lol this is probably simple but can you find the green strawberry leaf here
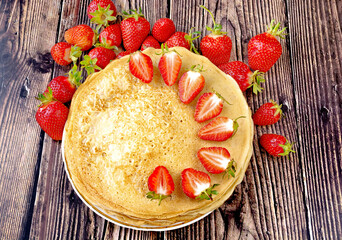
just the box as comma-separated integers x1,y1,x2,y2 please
90,4,116,31
196,184,219,201
68,64,82,87
70,45,82,64
200,5,227,35
80,55,102,75
146,191,170,205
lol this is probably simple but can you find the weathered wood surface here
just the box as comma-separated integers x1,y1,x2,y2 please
0,0,340,239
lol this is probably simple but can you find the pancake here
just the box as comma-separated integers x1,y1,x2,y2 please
63,47,253,226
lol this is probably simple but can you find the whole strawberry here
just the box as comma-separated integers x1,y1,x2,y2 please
87,0,117,30
35,88,69,141
121,9,150,52
116,51,131,59
248,20,286,72
141,35,161,51
50,42,73,66
259,134,294,157
165,28,200,53
218,61,265,94
99,24,122,48
45,65,82,103
65,24,95,51
88,47,116,69
152,18,176,42
253,100,282,125
199,5,232,66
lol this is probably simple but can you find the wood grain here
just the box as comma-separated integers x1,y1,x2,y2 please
286,0,342,238
0,0,61,239
0,0,340,239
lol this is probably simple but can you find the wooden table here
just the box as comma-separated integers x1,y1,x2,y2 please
0,0,341,239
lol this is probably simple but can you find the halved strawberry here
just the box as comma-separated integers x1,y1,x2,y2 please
146,166,175,205
129,51,154,83
198,116,245,141
197,147,236,176
181,168,219,200
178,64,205,104
158,44,182,86
194,91,231,122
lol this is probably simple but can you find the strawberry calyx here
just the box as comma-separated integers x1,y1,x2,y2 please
156,43,182,56
36,87,56,107
200,5,227,35
90,4,117,32
122,8,144,21
95,38,119,50
184,27,201,54
248,70,265,94
267,20,287,39
232,116,246,137
212,89,231,105
68,65,82,87
190,64,205,72
270,99,283,118
196,184,219,201
146,191,171,206
278,139,295,156
223,159,237,178
80,55,102,75
70,45,82,64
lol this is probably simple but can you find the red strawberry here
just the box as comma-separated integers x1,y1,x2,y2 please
35,88,69,141
194,91,230,122
199,5,232,66
88,47,116,69
129,51,154,83
141,35,161,51
146,166,175,205
253,100,282,125
116,51,131,59
152,18,176,42
165,28,200,53
45,65,82,103
197,147,236,176
218,61,265,94
50,42,72,66
178,64,205,104
248,20,286,72
99,24,122,48
64,24,95,51
121,9,150,52
259,134,295,157
158,44,182,86
181,168,219,200
87,0,117,30
198,116,245,141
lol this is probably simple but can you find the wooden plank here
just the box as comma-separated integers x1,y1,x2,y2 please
285,0,342,239
166,0,309,239
0,0,62,239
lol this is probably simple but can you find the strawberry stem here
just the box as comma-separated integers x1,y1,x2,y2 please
267,20,287,39
232,116,246,137
200,5,227,35
184,27,201,54
122,8,144,21
190,64,205,72
212,89,231,105
248,70,265,94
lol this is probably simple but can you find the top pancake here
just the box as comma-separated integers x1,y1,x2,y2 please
63,47,253,226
